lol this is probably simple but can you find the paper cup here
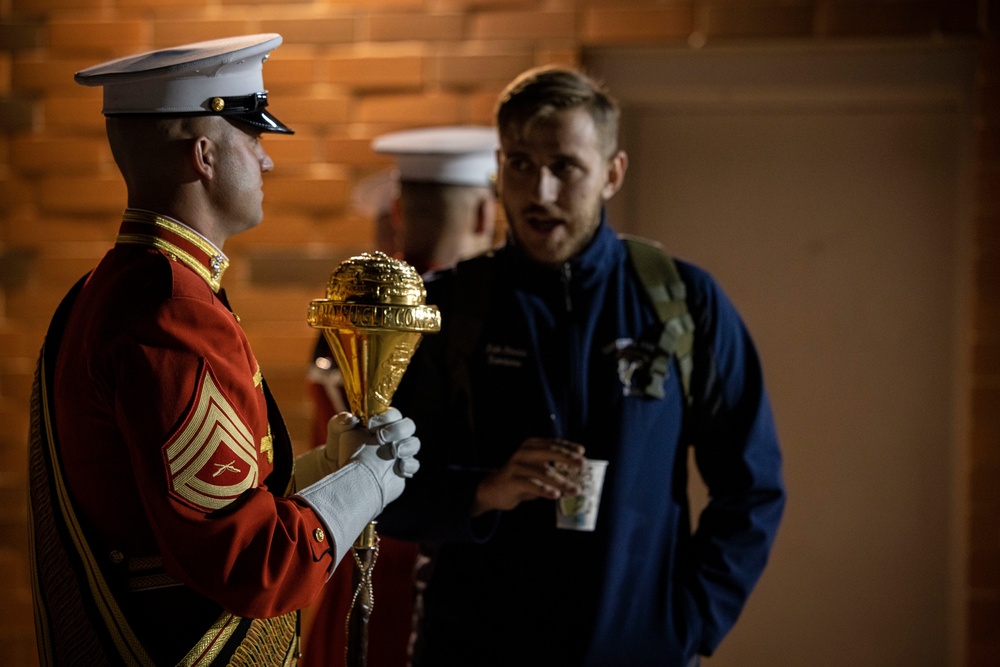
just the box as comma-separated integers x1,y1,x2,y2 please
555,458,608,531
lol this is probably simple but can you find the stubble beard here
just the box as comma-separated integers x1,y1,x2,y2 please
504,200,603,268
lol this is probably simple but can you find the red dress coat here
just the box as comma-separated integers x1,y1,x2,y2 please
52,210,334,661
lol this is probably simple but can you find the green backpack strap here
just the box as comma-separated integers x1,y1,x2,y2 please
621,235,695,405
446,240,694,409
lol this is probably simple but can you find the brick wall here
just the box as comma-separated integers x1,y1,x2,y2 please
0,1,994,664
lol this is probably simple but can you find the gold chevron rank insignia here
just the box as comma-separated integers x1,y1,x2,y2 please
165,366,260,513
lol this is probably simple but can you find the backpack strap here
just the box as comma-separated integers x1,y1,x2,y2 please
620,235,695,405
444,240,695,410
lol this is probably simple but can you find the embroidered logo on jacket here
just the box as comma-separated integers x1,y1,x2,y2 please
605,337,659,397
164,367,259,512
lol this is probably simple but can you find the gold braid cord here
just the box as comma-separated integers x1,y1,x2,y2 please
343,534,380,663
227,612,300,667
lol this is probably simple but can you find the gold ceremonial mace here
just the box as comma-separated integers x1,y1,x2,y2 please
307,251,440,667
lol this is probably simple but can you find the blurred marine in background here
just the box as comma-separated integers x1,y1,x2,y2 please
302,126,498,667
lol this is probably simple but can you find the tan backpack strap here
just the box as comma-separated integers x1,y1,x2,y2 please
621,235,695,405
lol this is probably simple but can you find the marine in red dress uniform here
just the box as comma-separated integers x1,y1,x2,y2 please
28,34,421,667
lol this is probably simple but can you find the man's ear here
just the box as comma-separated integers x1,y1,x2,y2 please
191,135,216,181
602,150,628,201
475,194,496,239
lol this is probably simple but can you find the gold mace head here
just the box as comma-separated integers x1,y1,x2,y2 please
307,251,441,421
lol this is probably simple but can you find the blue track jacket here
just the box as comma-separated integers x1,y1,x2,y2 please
379,218,785,666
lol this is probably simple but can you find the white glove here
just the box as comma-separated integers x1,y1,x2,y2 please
292,413,352,488
297,408,420,565
333,409,421,479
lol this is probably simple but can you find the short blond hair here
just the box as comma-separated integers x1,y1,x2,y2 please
495,65,621,156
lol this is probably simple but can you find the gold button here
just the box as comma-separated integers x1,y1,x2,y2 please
211,97,225,112
110,550,124,564
313,528,325,543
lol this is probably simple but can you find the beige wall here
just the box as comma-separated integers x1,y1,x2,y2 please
0,1,996,665
594,42,976,665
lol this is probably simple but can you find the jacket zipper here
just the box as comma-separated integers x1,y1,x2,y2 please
560,263,572,313
559,262,582,440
